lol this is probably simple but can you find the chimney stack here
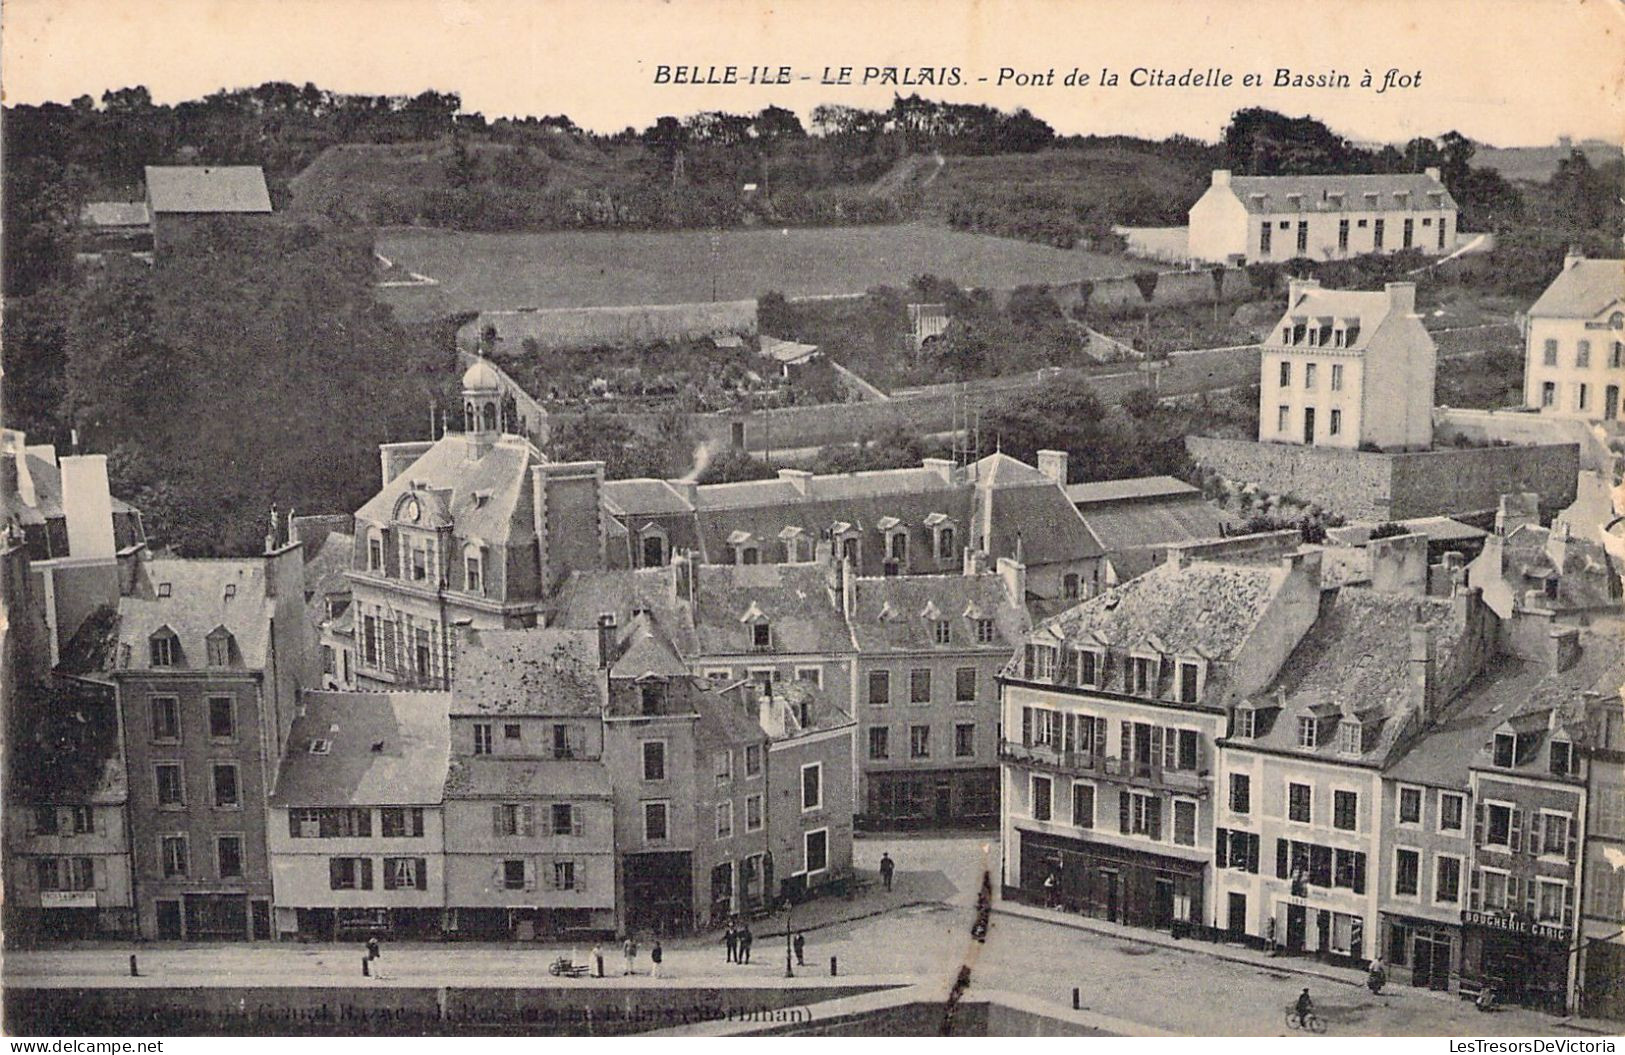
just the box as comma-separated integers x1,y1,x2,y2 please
1409,624,1436,725
1369,532,1428,596
1495,492,1540,537
596,614,617,670
922,458,957,485
1386,282,1417,316
1212,169,1231,188
1287,276,1321,305
1547,626,1580,673
777,468,813,496
1423,166,1441,182
841,556,856,618
1036,450,1069,486
60,454,116,562
996,556,1027,608
1564,245,1585,271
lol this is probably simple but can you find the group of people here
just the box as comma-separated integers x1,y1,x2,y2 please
587,937,665,978
722,919,755,963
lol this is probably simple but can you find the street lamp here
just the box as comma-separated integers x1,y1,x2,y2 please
783,896,795,978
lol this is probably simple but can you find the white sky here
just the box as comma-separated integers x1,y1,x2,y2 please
3,0,1622,146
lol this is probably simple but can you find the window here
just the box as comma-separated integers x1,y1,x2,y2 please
551,861,576,891
642,741,666,782
151,696,180,741
1297,717,1318,749
1164,728,1199,771
751,622,771,651
744,744,762,777
1031,775,1052,821
955,723,975,758
1279,361,1291,387
1173,799,1197,847
1072,783,1094,828
932,619,951,645
1078,650,1100,688
205,631,231,667
801,763,822,811
937,526,956,560
1613,342,1624,369
1233,708,1255,738
712,749,732,787
795,666,822,688
473,723,493,755
910,725,931,759
910,669,931,704
1397,785,1423,826
502,860,527,890
805,828,829,874
1484,803,1512,846
1373,218,1385,248
975,619,995,644
368,534,384,572
1541,381,1557,408
493,803,532,837
1539,812,1570,858
384,857,426,891
745,794,763,832
868,727,889,760
1577,340,1591,368
1287,782,1311,824
1230,773,1251,814
1338,721,1360,754
501,723,522,742
1178,662,1199,703
1550,739,1575,776
1296,220,1308,253
1333,848,1366,892
1260,222,1273,255
381,807,425,838
1329,409,1342,437
161,835,188,878
1305,363,1317,388
1543,339,1559,367
1123,791,1159,838
217,835,244,879
868,670,891,706
955,667,977,702
1578,384,1591,411
640,681,666,717
34,807,58,835
1277,405,1290,433
155,763,185,807
550,803,576,836
1338,219,1349,251
1439,792,1465,833
643,802,669,842
1537,879,1567,922
212,764,240,808
1402,218,1414,249
1480,869,1509,910
1129,656,1155,696
150,631,178,668
1333,789,1358,831
69,806,94,834
1331,364,1343,391
207,696,235,740
1435,856,1461,904
716,802,734,839
1394,848,1420,896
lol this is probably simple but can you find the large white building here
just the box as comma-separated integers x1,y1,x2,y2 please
1188,169,1458,265
1522,250,1625,424
1258,279,1437,452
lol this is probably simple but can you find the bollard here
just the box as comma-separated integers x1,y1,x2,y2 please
362,956,370,977
129,954,139,977
830,955,838,977
1072,987,1080,1010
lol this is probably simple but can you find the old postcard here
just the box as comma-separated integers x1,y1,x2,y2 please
1,0,1622,1043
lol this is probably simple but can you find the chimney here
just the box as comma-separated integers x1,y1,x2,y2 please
673,550,694,610
996,556,1027,608
1386,282,1417,316
596,614,617,670
1369,532,1428,596
1212,169,1231,188
1423,166,1441,182
1547,626,1580,673
1495,492,1540,536
841,556,856,618
922,458,957,485
116,543,147,596
963,548,987,576
1409,624,1436,725
671,479,699,508
1564,245,1585,271
1036,450,1069,485
380,441,435,489
1287,276,1320,305
777,468,813,496
59,454,116,562
759,683,785,739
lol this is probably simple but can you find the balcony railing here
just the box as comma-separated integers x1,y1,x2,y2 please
997,741,1099,774
1000,742,1211,796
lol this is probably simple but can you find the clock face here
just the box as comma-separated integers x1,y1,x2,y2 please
401,496,420,523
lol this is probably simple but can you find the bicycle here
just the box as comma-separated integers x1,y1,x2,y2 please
1285,1008,1327,1033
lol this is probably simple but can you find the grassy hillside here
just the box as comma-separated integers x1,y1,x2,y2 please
1471,139,1620,182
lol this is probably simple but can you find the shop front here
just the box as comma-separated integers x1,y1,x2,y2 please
1461,910,1572,1013
1267,891,1368,967
1382,913,1460,992
863,769,999,831
1015,829,1203,931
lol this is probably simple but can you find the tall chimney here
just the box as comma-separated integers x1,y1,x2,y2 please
1423,166,1441,182
60,454,116,561
596,614,617,670
1212,169,1232,188
996,556,1027,608
1036,450,1069,485
1547,626,1580,673
841,557,856,618
1287,276,1320,306
1564,245,1585,271
1409,624,1435,725
1386,282,1417,316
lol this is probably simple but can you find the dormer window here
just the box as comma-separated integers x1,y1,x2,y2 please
937,525,955,560
640,679,667,716
1023,644,1058,681
150,629,179,668
1079,648,1103,688
777,526,805,564
1493,732,1516,768
1297,716,1318,749
205,628,233,667
1129,655,1157,697
1177,660,1202,704
888,530,908,563
464,543,485,596
367,529,384,573
932,619,951,645
975,618,995,644
157,582,172,599
751,622,771,652
1233,707,1256,739
1338,720,1362,755
1549,739,1575,776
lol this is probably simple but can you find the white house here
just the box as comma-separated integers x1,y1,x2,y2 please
1522,250,1625,424
1258,279,1436,451
1188,169,1458,265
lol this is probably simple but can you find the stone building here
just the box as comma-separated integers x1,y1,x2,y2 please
1522,250,1624,424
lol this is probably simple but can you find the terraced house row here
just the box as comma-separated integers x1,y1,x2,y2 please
999,525,1625,1018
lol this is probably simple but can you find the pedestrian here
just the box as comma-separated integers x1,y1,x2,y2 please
592,943,604,978
651,940,665,978
724,924,739,964
1043,871,1058,908
740,924,753,964
366,936,381,961
793,932,806,966
879,852,895,892
623,936,637,975
1265,917,1278,957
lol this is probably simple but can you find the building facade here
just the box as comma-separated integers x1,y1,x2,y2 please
1521,251,1624,424
1257,279,1436,452
1188,168,1458,265
1580,680,1625,1019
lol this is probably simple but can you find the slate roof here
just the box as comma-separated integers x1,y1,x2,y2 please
758,336,819,365
1526,259,1624,318
1076,497,1226,582
692,563,850,656
609,613,691,679
1386,627,1625,787
81,201,150,227
549,566,699,655
145,166,272,214
270,690,451,807
1225,172,1455,214
602,479,695,517
847,573,1027,654
1066,476,1199,505
1490,524,1622,611
451,628,605,716
352,433,544,546
1243,589,1465,765
986,483,1106,565
443,756,612,799
301,529,354,634
114,558,274,671
1269,286,1408,354
292,514,354,560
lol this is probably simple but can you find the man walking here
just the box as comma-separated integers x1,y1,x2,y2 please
793,932,806,967
739,924,753,964
651,940,665,978
592,943,605,978
725,922,738,964
623,936,638,975
879,852,895,892
366,936,381,962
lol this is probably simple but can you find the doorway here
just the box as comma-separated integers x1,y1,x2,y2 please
1153,878,1176,929
1228,893,1248,939
1286,903,1307,952
1102,870,1121,923
251,899,272,941
934,782,953,825
156,899,182,940
1605,385,1619,421
1303,407,1317,444
1413,933,1451,991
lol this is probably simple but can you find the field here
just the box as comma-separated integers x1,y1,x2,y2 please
374,223,1137,320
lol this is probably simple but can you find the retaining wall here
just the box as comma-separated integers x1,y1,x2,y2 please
1187,436,1579,521
460,300,759,353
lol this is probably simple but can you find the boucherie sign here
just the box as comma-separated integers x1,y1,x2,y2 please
1461,909,1567,942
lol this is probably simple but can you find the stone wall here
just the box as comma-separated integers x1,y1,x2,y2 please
460,299,759,353
1187,436,1579,521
